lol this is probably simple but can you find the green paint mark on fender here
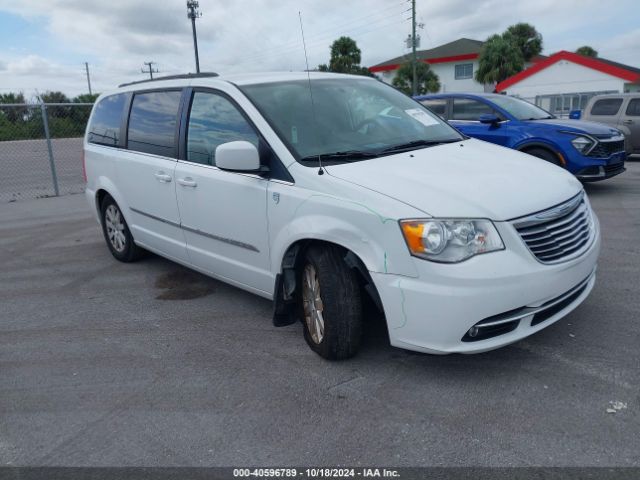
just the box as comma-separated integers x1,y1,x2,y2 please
392,278,408,330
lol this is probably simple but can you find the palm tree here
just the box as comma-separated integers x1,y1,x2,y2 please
328,36,362,73
504,23,543,62
576,46,598,58
392,62,440,95
316,37,374,76
475,34,525,85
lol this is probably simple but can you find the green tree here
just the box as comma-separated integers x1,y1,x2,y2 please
475,34,525,85
73,93,100,103
37,91,70,104
576,45,598,57
0,92,27,122
504,23,543,62
329,36,361,73
317,36,374,76
37,91,70,118
392,62,440,95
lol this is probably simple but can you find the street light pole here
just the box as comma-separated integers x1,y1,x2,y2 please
187,0,202,73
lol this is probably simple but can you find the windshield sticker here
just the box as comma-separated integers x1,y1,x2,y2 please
405,108,439,127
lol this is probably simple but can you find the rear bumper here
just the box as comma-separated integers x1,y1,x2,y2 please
371,215,600,354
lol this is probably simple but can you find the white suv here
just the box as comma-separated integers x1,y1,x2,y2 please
84,72,600,359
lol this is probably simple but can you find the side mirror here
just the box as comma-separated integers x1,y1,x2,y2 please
479,113,500,125
215,141,261,172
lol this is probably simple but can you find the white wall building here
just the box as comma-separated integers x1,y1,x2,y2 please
496,51,640,116
370,38,489,93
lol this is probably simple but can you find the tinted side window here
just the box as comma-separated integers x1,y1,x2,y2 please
625,98,640,116
421,99,447,119
451,98,493,121
187,92,259,166
127,90,182,157
88,94,126,146
590,98,623,116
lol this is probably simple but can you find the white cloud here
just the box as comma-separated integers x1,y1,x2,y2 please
598,29,640,65
0,0,638,97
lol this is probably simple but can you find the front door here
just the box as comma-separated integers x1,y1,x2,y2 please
450,98,511,147
174,90,272,294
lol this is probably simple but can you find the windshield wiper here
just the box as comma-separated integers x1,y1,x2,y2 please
380,139,460,154
299,150,379,162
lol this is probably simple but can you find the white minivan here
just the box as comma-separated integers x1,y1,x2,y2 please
84,72,600,360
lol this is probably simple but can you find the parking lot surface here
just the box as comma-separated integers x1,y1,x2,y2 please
1,163,639,467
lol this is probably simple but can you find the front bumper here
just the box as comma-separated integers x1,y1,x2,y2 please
371,214,600,354
575,162,626,181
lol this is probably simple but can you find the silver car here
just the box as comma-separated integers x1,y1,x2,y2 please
582,93,640,155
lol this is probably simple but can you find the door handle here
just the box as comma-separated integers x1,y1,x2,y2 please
623,119,633,125
177,177,197,188
154,172,172,183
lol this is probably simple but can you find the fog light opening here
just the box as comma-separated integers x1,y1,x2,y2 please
467,326,479,338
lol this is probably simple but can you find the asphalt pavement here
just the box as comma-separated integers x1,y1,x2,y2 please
0,163,639,467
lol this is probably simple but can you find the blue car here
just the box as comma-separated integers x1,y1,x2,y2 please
415,93,626,181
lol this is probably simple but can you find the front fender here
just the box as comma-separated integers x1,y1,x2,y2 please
268,187,420,278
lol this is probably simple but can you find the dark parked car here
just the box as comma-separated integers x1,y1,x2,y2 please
416,93,626,181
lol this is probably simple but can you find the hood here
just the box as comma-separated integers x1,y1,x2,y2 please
325,139,582,221
523,118,621,136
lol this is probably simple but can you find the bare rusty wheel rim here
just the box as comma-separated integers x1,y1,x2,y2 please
302,264,324,344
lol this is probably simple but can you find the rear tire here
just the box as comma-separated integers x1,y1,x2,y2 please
525,147,561,166
299,245,363,360
100,195,144,263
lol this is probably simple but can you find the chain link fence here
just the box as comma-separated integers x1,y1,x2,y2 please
0,103,93,202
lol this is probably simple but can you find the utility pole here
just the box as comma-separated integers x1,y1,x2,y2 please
411,0,417,96
84,62,92,95
187,0,202,73
141,61,158,79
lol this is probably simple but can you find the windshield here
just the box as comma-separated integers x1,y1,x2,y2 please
240,77,463,164
490,95,555,121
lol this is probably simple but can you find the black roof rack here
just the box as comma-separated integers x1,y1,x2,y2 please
118,72,219,88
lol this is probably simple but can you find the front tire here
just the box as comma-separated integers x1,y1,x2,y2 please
525,147,561,166
100,195,143,262
299,245,363,360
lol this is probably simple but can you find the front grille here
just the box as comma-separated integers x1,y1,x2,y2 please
604,162,625,176
587,140,625,158
512,194,594,264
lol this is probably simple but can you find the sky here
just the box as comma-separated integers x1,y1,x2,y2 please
0,0,639,99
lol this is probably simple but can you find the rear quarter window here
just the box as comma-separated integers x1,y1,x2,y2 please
625,98,640,116
590,98,623,116
87,94,127,147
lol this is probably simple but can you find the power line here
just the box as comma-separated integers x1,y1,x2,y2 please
227,13,407,67
141,61,158,79
240,4,407,61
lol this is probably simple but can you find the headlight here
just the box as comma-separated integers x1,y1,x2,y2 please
570,135,594,154
400,219,504,263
